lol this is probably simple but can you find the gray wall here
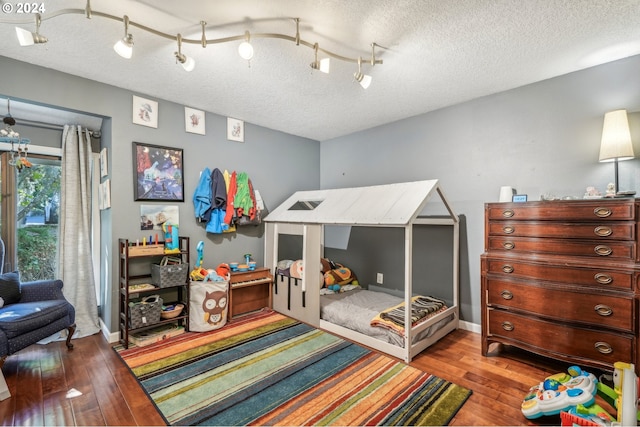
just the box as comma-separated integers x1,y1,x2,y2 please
3,53,640,332
0,56,320,334
320,54,640,325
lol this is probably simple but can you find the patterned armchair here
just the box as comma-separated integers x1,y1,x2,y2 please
0,238,75,366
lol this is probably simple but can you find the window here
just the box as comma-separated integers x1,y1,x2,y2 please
1,153,61,281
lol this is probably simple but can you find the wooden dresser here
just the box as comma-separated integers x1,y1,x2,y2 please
481,199,640,373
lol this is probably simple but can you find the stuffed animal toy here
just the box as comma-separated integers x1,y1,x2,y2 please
216,263,231,281
321,258,357,288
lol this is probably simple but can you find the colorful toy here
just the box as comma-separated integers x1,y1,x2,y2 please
521,366,598,419
561,403,615,426
162,223,180,254
190,240,209,281
215,263,231,281
595,361,639,426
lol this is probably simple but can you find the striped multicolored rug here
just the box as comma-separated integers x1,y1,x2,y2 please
116,309,471,426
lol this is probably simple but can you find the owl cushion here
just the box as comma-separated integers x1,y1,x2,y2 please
0,271,20,308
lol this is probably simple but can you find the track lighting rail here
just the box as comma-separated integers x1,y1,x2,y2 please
0,3,384,78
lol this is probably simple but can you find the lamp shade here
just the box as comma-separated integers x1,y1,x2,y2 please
599,109,635,162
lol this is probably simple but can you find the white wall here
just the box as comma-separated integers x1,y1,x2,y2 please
320,54,640,324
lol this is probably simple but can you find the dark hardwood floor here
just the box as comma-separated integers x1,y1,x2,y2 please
0,327,614,426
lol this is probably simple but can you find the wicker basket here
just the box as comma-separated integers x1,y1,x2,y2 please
128,295,162,328
151,263,189,288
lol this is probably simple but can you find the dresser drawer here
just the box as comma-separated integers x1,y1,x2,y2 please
484,258,633,290
486,278,635,332
487,221,635,240
487,309,633,366
486,201,636,221
487,236,635,260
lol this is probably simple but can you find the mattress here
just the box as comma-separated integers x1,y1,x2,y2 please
320,288,454,347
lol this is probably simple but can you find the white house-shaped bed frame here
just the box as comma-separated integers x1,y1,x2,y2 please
264,179,459,362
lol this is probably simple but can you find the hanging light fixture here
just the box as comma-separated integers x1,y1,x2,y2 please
353,57,372,89
1,100,19,139
0,99,32,171
174,33,195,72
238,31,254,61
113,15,134,59
15,13,48,46
310,43,330,74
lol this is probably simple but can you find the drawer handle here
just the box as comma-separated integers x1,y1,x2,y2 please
594,341,613,354
594,245,613,256
594,207,612,218
500,290,513,300
502,241,515,250
594,304,613,316
594,226,613,237
501,321,514,331
502,209,515,218
594,273,613,285
501,265,514,274
502,226,515,234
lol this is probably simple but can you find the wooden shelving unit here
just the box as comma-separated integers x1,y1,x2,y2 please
118,236,190,348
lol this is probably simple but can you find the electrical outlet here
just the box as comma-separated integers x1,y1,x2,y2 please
376,273,383,284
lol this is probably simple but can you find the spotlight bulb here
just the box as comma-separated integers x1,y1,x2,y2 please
238,41,254,60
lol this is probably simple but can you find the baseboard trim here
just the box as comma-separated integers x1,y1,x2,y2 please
99,318,120,343
459,319,480,334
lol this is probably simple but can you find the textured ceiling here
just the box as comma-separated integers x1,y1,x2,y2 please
0,0,640,141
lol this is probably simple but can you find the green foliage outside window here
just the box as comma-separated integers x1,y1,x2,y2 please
17,224,57,282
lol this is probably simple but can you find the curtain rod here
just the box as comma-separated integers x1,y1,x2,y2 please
14,118,101,137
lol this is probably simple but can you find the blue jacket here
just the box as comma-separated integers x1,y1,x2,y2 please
193,167,212,222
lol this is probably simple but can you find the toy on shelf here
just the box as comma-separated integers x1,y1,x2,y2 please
229,254,256,272
162,223,180,254
521,366,599,419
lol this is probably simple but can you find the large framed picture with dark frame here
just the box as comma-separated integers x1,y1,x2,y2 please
132,142,184,201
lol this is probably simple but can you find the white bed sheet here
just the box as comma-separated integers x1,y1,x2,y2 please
320,288,453,347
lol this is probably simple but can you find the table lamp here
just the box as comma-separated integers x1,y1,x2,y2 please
599,109,635,195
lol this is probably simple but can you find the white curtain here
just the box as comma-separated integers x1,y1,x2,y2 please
59,125,100,339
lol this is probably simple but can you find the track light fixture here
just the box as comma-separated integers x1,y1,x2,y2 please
4,3,385,86
238,31,254,61
113,15,133,59
310,43,330,74
175,33,195,72
354,57,372,89
15,13,47,46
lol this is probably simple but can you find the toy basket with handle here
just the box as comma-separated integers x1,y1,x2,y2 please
128,294,162,328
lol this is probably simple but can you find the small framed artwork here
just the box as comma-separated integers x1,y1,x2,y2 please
99,179,111,210
132,95,158,128
132,142,184,201
185,107,205,135
140,204,179,230
99,147,108,178
227,117,244,142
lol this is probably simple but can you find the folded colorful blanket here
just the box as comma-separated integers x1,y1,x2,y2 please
370,295,447,335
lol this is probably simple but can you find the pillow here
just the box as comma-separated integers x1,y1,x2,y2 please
0,271,20,308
